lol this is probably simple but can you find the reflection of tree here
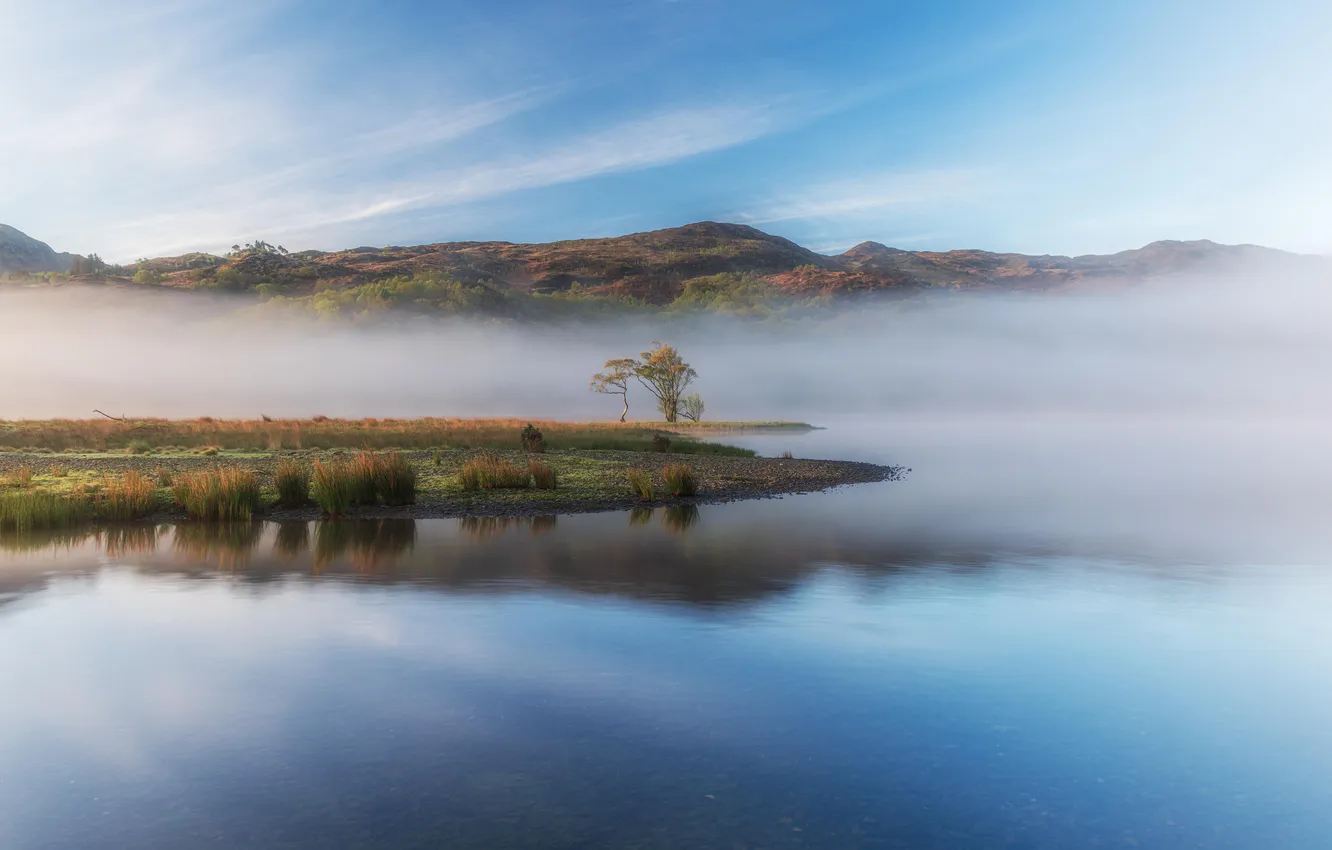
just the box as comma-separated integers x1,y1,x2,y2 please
273,522,310,560
172,523,264,570
313,519,416,574
662,505,699,534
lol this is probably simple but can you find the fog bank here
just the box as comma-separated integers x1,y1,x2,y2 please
1,275,1329,422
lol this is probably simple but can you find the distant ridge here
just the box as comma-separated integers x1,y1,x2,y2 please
0,224,76,274
5,220,1325,307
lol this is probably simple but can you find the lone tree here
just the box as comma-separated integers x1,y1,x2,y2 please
590,357,637,422
680,392,705,422
634,341,697,423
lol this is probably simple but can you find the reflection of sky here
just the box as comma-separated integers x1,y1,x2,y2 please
2,550,1331,849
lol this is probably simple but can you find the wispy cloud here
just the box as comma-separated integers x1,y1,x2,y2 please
735,169,994,225
111,97,823,257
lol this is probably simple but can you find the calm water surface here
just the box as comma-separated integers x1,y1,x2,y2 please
3,418,1332,849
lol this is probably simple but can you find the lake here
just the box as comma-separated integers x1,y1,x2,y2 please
3,416,1332,848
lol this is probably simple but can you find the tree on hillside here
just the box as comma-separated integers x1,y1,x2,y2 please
590,357,637,422
634,341,697,423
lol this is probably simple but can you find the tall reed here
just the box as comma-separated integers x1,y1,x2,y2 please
626,468,654,501
274,457,311,506
375,451,417,505
458,453,530,491
311,459,353,516
528,458,557,490
662,464,698,497
0,490,93,530
348,451,380,505
98,470,158,521
173,467,261,521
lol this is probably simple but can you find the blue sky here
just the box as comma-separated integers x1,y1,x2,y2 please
2,0,1329,260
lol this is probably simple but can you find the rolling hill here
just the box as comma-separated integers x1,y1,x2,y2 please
4,221,1324,316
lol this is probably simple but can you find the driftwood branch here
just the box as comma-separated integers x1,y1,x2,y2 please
93,409,126,421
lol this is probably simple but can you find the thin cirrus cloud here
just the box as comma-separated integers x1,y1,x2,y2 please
735,170,994,225
111,97,824,258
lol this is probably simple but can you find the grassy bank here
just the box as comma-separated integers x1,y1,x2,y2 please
0,417,807,454
0,447,899,531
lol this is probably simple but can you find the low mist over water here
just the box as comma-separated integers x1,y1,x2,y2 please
2,272,1329,421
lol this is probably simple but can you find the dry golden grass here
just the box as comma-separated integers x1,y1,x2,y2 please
0,417,769,455
458,453,530,491
528,458,557,490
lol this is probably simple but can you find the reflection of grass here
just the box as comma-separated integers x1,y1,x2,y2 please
273,521,310,559
663,504,699,534
172,522,264,569
101,524,161,558
457,515,559,540
0,526,95,553
313,519,416,573
628,507,654,527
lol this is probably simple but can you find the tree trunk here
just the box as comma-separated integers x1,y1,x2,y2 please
620,393,628,423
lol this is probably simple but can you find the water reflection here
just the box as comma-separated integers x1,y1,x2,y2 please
313,519,416,574
628,507,654,527
101,523,161,558
273,521,310,560
172,522,264,569
459,515,559,540
0,504,1167,609
662,504,699,534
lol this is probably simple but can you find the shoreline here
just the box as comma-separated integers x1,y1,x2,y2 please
0,449,904,525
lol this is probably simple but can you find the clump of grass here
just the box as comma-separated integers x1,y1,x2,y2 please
155,465,173,486
311,459,353,516
432,449,442,467
376,451,417,505
126,439,153,455
49,465,68,478
780,450,794,459
98,470,158,521
275,457,311,506
173,467,261,521
0,489,93,530
458,453,530,491
662,463,698,497
528,458,557,490
627,468,654,501
198,445,220,456
651,433,672,453
11,465,34,489
348,451,380,505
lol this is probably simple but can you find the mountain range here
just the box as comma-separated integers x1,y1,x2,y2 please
2,221,1323,307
